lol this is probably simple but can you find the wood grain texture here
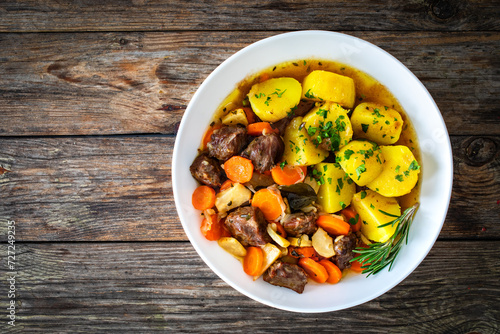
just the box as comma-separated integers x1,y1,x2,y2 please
1,135,498,241
0,241,498,333
1,0,498,33
0,31,499,136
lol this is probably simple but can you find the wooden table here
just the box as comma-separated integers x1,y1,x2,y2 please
1,1,499,332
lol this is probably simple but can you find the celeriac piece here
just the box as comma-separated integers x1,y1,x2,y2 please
222,108,249,126
301,70,356,108
314,163,356,213
267,224,291,248
336,140,384,186
350,102,403,145
215,182,252,214
351,190,401,243
218,237,247,261
248,77,302,122
282,117,329,166
252,243,282,280
287,234,313,247
367,145,420,197
311,227,335,258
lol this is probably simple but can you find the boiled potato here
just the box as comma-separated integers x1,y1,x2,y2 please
302,102,353,151
350,102,404,145
282,116,329,166
222,108,249,126
314,163,356,213
367,145,421,197
301,70,356,108
351,190,401,243
336,140,384,186
248,77,302,122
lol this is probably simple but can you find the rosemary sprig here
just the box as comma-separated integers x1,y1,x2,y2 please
350,203,420,277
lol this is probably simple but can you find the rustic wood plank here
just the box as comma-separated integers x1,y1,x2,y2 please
0,135,498,241
1,0,498,33
0,241,498,333
0,31,499,136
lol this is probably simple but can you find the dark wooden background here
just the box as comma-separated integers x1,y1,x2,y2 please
0,1,499,333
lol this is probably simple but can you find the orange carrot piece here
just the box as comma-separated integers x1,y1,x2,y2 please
251,188,285,221
298,257,329,283
289,246,318,259
316,215,351,236
202,124,222,150
192,185,216,210
219,179,236,192
319,259,342,284
270,222,287,238
342,206,362,232
223,156,254,183
247,122,278,136
200,214,224,241
241,107,257,124
349,260,370,273
259,73,270,82
271,164,307,185
243,246,264,276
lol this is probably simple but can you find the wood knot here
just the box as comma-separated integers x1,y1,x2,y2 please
119,38,128,46
431,0,455,20
465,137,497,166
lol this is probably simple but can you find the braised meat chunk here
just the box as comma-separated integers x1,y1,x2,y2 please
208,125,248,161
332,233,358,270
263,260,308,294
282,211,318,237
224,206,272,247
241,132,285,173
189,153,226,187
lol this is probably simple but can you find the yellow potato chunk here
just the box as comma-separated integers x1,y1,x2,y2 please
336,140,384,186
301,70,356,108
302,102,353,151
282,117,329,166
367,145,421,197
350,102,404,145
218,237,247,261
314,162,356,213
351,190,401,243
248,77,302,122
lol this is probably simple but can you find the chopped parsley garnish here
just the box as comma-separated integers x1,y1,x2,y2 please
344,149,355,160
305,89,315,99
360,190,367,199
395,174,404,182
355,164,366,180
409,160,421,171
361,124,369,133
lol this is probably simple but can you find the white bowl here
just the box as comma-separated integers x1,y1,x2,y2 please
172,31,453,313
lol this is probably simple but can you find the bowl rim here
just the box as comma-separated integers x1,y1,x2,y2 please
172,30,453,313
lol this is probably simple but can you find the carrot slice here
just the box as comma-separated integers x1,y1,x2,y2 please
219,180,236,192
349,259,371,273
298,257,329,283
243,246,264,276
342,206,362,232
316,214,351,236
270,222,287,238
223,156,254,183
251,188,285,221
289,246,318,260
247,122,278,136
202,124,222,150
200,214,224,241
319,259,342,284
192,185,216,210
271,164,307,185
